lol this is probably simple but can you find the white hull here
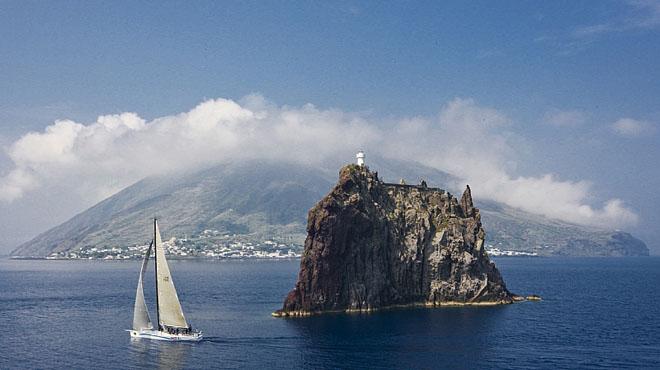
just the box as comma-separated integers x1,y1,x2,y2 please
128,329,202,342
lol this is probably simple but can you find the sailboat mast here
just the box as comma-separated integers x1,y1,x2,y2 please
154,218,160,330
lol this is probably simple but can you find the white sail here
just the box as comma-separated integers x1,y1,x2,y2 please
155,220,189,328
132,241,153,330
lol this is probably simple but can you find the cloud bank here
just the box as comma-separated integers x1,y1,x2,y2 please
0,95,638,229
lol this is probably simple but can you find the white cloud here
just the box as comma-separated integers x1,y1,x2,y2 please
382,99,637,228
478,175,638,228
537,1,660,55
0,96,639,229
611,118,656,137
543,109,587,127
572,0,660,39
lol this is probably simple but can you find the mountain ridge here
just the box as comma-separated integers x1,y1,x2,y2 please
12,159,649,257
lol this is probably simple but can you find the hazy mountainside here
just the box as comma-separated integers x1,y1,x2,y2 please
13,162,333,256
12,159,648,257
479,200,648,256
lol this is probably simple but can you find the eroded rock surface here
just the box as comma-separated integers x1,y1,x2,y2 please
274,164,513,317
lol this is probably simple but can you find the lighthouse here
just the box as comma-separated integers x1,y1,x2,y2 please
356,151,365,167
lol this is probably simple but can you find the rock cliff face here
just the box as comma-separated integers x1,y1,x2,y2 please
274,164,514,317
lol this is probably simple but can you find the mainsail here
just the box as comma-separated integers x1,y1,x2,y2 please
154,220,189,328
132,241,153,331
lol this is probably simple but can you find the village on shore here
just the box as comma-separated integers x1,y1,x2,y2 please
44,229,302,260
41,226,536,260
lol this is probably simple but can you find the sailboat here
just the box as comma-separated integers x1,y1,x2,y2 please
128,219,202,341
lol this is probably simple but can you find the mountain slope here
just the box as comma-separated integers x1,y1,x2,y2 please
13,161,333,256
12,159,648,257
479,200,648,256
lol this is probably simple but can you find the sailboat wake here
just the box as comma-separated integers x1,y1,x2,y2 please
200,336,298,347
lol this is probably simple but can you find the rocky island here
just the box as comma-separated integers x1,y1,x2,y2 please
274,163,515,317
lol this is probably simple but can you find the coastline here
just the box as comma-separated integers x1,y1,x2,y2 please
270,297,545,318
6,255,301,261
7,254,654,261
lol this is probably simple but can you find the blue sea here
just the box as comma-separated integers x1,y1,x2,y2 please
1,257,659,369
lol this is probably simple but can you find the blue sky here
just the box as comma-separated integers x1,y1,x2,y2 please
1,1,659,253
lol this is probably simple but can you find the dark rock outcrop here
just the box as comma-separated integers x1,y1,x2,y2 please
274,164,514,317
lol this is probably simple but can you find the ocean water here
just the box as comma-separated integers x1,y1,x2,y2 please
1,257,659,369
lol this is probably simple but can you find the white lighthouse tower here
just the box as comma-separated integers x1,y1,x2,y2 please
356,151,365,167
